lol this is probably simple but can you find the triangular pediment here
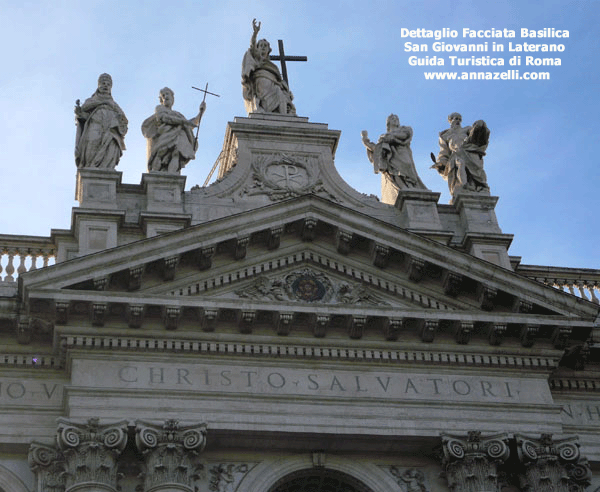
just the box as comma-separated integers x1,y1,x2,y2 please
20,195,597,346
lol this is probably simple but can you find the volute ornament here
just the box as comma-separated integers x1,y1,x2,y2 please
28,443,66,492
56,417,128,492
135,420,207,492
515,433,591,492
440,431,510,492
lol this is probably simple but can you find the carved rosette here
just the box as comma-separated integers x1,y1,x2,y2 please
135,419,207,492
56,417,128,492
515,434,591,492
29,442,66,492
440,431,510,492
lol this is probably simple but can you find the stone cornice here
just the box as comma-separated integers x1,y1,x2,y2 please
57,331,563,374
18,196,599,320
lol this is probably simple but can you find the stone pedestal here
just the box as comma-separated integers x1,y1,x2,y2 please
142,173,187,214
76,169,122,210
140,173,190,237
454,193,513,269
394,190,452,244
216,114,341,202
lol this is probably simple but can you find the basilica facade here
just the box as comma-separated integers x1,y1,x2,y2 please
0,108,599,492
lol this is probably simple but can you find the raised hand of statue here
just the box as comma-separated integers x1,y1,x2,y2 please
361,130,371,145
252,18,261,35
199,101,206,116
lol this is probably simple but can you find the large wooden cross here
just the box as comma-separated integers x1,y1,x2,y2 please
269,39,307,85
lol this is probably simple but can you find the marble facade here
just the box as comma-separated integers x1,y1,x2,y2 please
0,111,599,492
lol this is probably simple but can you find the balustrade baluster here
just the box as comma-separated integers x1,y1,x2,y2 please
0,250,4,281
588,284,599,304
576,282,589,300
567,281,576,296
29,250,38,271
5,250,15,282
42,250,50,268
17,250,27,276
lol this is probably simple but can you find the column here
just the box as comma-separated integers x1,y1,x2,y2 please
56,418,128,492
135,419,207,492
515,434,591,492
440,431,510,492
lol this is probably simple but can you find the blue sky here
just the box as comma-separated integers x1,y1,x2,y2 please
1,0,598,268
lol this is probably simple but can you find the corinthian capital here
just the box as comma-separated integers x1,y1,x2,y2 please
28,443,66,492
135,419,207,492
56,417,128,492
440,431,510,492
515,434,591,492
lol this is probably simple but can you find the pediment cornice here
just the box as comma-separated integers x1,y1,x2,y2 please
16,196,598,350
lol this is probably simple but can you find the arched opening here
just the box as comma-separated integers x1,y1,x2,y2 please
267,468,373,492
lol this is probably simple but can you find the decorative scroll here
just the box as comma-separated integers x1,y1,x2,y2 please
515,433,591,492
56,417,128,492
135,419,207,492
28,443,66,492
440,431,510,492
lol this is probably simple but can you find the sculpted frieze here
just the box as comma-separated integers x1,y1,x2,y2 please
234,268,388,305
240,153,337,201
387,466,429,491
208,463,251,492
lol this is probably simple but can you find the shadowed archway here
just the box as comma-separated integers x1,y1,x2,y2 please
268,468,373,492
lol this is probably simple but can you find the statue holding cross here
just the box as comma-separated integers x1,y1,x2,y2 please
242,19,306,115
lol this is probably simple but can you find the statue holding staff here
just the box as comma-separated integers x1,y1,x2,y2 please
142,87,206,174
75,73,128,169
241,19,296,115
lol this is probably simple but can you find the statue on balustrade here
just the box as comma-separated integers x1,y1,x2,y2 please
361,114,427,193
242,19,296,115
75,73,128,169
431,112,490,198
141,87,206,174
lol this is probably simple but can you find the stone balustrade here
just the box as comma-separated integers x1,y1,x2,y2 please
0,235,56,282
516,264,600,304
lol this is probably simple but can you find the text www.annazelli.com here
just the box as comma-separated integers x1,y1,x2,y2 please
424,71,550,80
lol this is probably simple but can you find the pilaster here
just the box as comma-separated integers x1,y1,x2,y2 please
29,443,66,492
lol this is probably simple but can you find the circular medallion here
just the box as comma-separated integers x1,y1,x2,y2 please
291,274,326,302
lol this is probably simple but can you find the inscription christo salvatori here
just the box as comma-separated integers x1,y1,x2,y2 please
0,378,63,407
104,362,529,402
560,402,600,425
